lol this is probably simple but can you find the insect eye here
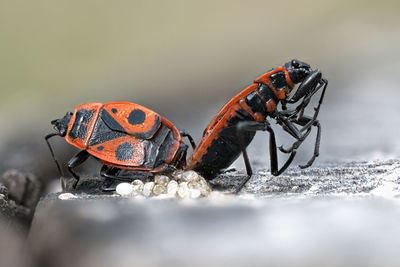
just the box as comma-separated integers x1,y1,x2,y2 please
291,59,300,68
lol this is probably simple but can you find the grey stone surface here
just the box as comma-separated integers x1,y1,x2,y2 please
0,197,31,225
214,160,400,197
64,175,106,194
0,183,8,196
29,159,400,267
0,170,42,232
0,219,32,267
0,170,41,209
0,190,11,218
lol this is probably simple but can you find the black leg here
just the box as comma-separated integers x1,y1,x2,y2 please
265,124,296,176
235,121,297,193
235,121,260,193
234,148,252,194
276,114,313,153
278,79,326,122
101,180,116,192
277,78,325,147
277,113,313,139
298,79,328,132
100,166,131,181
100,165,152,192
180,130,196,149
299,120,321,169
45,133,63,176
295,81,324,116
273,79,327,170
278,115,322,169
293,81,327,168
100,165,118,191
279,116,321,169
67,150,90,189
278,127,312,153
289,73,327,109
277,116,313,153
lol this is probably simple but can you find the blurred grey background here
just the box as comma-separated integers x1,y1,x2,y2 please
1,2,400,267
0,0,399,178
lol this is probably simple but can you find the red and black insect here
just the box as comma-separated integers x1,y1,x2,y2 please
187,59,328,192
45,102,195,190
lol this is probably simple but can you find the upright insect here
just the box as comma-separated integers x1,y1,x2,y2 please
187,59,328,192
45,102,195,189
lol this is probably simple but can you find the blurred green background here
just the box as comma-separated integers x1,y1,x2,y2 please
1,0,399,177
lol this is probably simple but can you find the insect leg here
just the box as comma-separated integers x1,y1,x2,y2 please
288,77,328,125
279,115,322,169
299,119,321,169
100,166,152,192
278,79,327,154
235,121,296,193
277,114,312,147
67,150,90,189
100,166,120,191
277,121,312,153
45,133,63,176
234,148,252,194
100,167,149,181
295,80,324,115
234,121,264,193
180,130,196,149
299,79,328,132
265,123,296,176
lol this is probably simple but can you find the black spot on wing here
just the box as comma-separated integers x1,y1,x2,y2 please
111,108,117,114
115,142,134,161
133,115,161,139
97,146,104,151
89,108,161,148
128,109,146,125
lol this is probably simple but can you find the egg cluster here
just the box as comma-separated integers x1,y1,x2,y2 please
115,170,212,199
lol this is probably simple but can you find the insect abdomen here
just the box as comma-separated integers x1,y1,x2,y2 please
191,107,256,178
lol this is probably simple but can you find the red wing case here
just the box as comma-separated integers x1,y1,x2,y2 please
102,102,161,139
65,103,102,149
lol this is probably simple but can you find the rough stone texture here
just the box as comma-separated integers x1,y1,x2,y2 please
29,159,400,267
0,189,32,232
0,170,42,228
0,189,11,219
0,170,41,208
0,183,8,196
212,160,400,196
